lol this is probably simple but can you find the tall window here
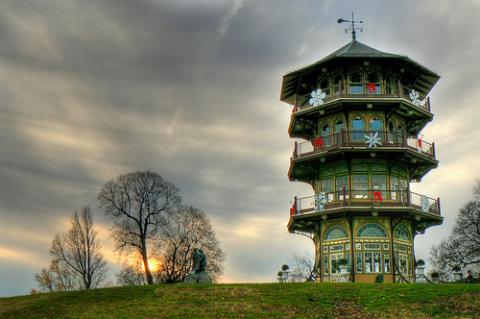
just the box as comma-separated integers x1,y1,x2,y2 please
390,176,399,200
369,118,383,132
348,71,363,94
321,124,331,146
336,175,349,200
319,78,330,97
384,75,393,95
351,116,365,141
352,175,368,198
332,74,344,95
371,175,387,199
367,72,381,94
334,119,345,144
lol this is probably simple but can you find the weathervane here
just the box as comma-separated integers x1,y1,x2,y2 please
337,12,363,40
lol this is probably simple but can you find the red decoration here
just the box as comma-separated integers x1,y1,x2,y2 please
373,191,383,202
367,82,376,93
313,137,324,150
418,138,423,149
290,203,296,216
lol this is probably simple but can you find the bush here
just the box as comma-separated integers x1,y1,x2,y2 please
415,259,425,267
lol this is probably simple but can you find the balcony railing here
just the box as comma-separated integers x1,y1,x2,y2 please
290,189,441,216
292,81,430,112
293,131,435,159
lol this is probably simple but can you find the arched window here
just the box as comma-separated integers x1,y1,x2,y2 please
324,225,348,241
394,224,410,241
348,71,363,94
369,118,383,132
357,223,387,238
384,75,393,95
332,74,344,95
321,123,331,146
319,77,330,97
387,120,396,144
367,72,381,94
334,119,345,145
351,116,365,141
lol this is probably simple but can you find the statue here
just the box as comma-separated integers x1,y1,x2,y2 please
192,248,207,273
183,248,212,284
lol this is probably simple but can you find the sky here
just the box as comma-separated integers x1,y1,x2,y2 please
1,0,480,297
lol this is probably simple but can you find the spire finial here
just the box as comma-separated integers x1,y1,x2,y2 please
337,12,363,41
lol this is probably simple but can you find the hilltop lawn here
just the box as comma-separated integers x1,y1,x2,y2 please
1,283,480,318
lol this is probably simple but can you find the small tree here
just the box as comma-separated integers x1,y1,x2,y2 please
36,207,107,291
289,251,316,282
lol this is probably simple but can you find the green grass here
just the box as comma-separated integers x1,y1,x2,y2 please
1,283,480,318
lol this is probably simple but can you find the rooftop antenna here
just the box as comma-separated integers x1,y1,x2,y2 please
337,12,363,41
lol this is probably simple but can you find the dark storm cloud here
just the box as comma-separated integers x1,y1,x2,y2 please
1,0,479,296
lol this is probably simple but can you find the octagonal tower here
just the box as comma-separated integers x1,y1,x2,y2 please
280,37,443,283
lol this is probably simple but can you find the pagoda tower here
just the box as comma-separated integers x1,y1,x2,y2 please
280,28,443,283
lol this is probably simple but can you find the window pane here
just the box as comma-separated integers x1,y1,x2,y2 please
331,255,337,274
399,254,408,274
371,175,387,200
369,118,383,132
349,72,363,94
390,176,398,200
324,254,329,275
373,252,381,272
352,175,368,198
319,79,330,96
352,117,364,141
365,252,373,273
336,175,349,200
356,251,363,272
321,124,331,146
384,253,390,273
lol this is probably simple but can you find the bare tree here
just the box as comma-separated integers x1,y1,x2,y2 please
289,251,317,282
35,259,76,292
116,259,147,286
49,207,107,289
97,171,181,285
430,183,480,273
155,206,225,283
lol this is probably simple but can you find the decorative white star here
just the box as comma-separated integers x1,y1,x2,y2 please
364,132,383,148
409,89,421,106
309,89,326,107
314,192,328,212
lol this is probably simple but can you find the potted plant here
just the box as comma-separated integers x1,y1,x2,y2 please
452,265,462,282
281,264,289,282
338,258,349,274
415,259,425,276
430,271,440,283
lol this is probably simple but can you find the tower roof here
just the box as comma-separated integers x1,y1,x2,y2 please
281,40,440,102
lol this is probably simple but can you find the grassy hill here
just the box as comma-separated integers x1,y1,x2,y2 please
1,283,480,319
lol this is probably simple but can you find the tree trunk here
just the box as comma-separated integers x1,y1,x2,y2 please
141,240,153,285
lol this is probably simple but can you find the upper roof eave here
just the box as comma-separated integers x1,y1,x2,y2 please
280,40,440,102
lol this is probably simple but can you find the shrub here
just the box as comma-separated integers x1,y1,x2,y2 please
415,259,425,267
